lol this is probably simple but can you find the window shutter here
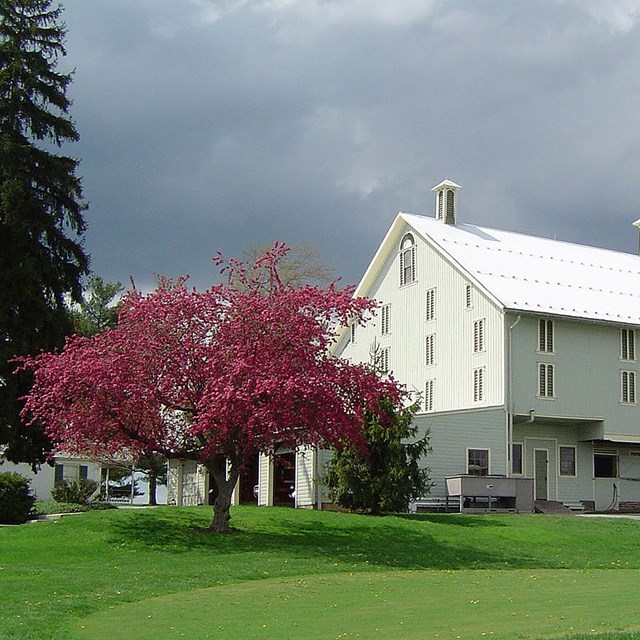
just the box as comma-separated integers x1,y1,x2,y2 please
547,364,554,397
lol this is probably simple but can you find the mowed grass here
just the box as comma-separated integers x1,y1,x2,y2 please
1,506,640,640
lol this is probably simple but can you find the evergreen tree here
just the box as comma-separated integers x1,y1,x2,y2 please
0,0,88,466
69,276,122,336
324,398,432,514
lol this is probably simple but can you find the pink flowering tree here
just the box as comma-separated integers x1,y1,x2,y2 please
18,245,406,532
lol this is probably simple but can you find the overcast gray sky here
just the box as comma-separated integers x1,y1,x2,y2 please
58,0,640,291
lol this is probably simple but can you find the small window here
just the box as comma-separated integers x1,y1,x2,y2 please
538,319,554,352
399,233,416,286
380,346,390,373
473,367,485,402
621,370,636,404
437,190,444,220
594,452,617,478
512,443,523,475
621,329,636,361
425,334,436,366
79,465,88,480
381,304,390,335
473,319,485,353
424,379,435,412
538,363,555,398
425,288,436,322
468,448,489,476
54,464,64,484
465,283,472,309
350,323,356,343
559,446,576,476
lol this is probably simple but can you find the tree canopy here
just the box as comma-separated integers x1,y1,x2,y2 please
18,245,406,531
68,276,122,337
0,0,89,466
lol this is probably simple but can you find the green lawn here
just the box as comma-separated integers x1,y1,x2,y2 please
1,506,640,639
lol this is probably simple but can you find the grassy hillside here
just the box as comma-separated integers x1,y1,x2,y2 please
1,506,640,639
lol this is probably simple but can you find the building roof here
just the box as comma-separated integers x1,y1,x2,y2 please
401,212,640,325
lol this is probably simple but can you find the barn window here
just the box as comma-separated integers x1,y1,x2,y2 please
473,367,485,402
424,379,435,412
399,234,416,286
425,334,436,366
538,319,554,353
380,346,390,373
621,370,636,404
621,329,636,361
473,319,485,353
381,304,390,335
594,452,617,478
425,288,436,321
467,448,489,476
538,363,555,398
559,446,576,477
512,443,523,475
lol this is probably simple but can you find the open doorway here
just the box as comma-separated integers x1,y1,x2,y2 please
238,453,259,504
273,450,296,507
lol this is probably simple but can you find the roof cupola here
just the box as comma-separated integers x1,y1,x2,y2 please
431,179,461,225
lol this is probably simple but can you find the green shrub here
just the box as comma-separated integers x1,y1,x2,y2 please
87,501,117,510
32,501,88,515
51,478,98,504
0,472,36,524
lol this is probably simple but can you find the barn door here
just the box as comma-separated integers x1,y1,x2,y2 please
534,449,549,500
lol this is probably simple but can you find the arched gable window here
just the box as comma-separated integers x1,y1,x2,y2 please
399,233,416,286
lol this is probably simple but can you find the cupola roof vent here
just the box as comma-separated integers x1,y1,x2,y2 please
431,180,461,225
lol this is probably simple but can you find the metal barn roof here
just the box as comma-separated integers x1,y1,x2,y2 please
401,212,640,325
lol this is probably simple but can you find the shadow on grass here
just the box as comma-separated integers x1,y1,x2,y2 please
395,513,509,527
105,506,543,571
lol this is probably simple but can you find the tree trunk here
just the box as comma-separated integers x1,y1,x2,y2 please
207,454,240,533
148,473,157,506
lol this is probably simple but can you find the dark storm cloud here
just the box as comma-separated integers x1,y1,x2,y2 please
58,0,640,291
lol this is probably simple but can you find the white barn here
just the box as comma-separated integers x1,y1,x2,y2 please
334,180,640,512
169,181,640,512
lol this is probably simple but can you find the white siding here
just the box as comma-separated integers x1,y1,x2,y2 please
340,223,505,412
166,459,180,505
0,456,102,502
510,315,640,441
166,459,206,506
257,453,273,506
415,408,507,499
295,447,315,507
